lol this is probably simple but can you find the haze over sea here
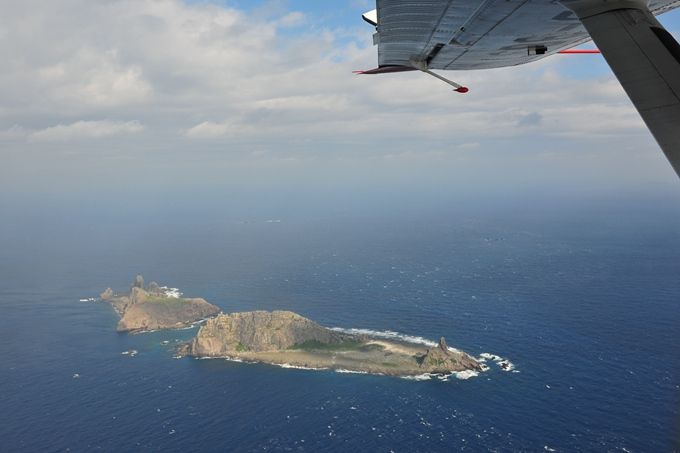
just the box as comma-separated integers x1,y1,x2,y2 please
1,186,679,452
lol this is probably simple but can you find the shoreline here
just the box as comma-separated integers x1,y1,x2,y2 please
180,334,483,378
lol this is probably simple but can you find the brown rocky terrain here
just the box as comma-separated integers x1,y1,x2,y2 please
187,310,356,355
181,310,482,377
101,276,221,333
419,337,480,373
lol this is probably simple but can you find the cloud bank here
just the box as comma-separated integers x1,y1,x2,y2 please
1,0,677,193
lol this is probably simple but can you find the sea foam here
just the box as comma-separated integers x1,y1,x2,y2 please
330,327,463,353
453,370,480,380
335,369,369,374
277,363,328,371
330,327,438,347
479,353,516,372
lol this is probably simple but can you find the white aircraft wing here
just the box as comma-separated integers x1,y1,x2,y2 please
362,0,680,177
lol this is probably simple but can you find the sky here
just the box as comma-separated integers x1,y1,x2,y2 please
1,0,679,203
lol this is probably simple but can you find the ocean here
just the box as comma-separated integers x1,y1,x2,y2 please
1,189,678,452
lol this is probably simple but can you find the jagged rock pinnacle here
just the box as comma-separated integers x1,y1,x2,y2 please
132,275,144,289
438,337,449,354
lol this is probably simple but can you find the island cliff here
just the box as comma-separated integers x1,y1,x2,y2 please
187,311,356,355
181,311,482,377
101,276,221,333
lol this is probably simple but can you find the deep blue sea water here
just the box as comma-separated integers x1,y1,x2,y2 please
1,191,679,452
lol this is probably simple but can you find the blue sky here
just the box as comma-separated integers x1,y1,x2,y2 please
195,0,373,26
1,0,679,201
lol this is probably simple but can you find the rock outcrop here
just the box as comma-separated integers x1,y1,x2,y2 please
419,337,481,373
147,281,161,294
188,311,352,356
132,275,144,289
103,276,221,333
183,310,482,377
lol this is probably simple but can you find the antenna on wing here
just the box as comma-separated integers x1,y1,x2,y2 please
410,59,469,93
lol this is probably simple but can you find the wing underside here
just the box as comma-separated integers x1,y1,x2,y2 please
375,0,679,70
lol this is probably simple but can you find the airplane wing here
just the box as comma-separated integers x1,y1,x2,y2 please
363,0,680,177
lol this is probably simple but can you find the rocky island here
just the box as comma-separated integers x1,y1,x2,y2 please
101,275,221,333
178,310,482,378
97,278,493,379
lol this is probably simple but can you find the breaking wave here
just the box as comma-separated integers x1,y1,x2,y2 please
330,327,438,347
401,373,436,381
454,370,479,380
401,370,481,382
479,353,516,372
330,327,465,353
277,363,328,371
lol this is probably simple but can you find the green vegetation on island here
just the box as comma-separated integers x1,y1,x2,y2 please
101,275,221,333
180,310,483,378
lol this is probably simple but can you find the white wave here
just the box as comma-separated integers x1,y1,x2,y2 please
497,360,515,372
330,327,437,347
191,317,215,326
453,370,479,380
479,352,517,372
277,363,328,371
403,370,479,381
329,327,469,354
167,317,213,332
159,286,183,298
198,355,246,363
335,369,369,374
234,357,257,364
401,373,435,381
78,297,97,302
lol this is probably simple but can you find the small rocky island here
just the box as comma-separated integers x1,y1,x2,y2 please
101,275,221,333
99,277,490,378
178,311,482,377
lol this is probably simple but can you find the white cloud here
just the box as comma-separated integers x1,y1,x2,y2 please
1,1,629,141
277,12,306,28
184,120,244,139
36,49,153,108
0,0,671,186
0,125,29,140
30,120,144,142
